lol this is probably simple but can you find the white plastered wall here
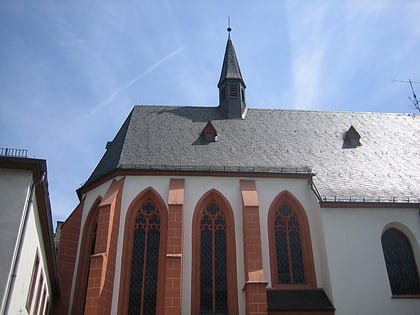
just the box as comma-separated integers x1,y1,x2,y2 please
0,168,31,301
321,206,420,315
5,175,53,315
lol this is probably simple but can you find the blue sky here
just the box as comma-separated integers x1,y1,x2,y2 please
1,1,420,223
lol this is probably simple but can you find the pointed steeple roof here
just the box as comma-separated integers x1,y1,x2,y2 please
218,34,246,88
217,30,247,119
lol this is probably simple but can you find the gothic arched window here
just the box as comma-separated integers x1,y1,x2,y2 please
128,199,161,313
118,188,168,315
268,191,316,288
200,202,228,313
192,190,239,315
72,197,101,315
381,228,420,295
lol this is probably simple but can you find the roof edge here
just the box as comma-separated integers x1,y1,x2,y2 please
77,165,314,198
320,200,420,208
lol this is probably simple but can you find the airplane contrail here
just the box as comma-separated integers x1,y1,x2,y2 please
31,44,187,151
89,44,187,115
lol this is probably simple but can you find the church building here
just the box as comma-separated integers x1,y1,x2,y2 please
54,30,420,315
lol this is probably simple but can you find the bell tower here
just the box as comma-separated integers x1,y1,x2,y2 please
218,27,247,119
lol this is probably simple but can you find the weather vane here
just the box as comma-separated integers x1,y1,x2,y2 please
394,79,420,112
227,16,231,33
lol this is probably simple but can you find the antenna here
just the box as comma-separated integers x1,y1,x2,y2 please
393,79,420,112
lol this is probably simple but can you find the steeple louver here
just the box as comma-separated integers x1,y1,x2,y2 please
218,32,247,119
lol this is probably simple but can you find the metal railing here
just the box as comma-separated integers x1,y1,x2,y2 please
117,163,313,175
320,195,420,204
0,147,28,158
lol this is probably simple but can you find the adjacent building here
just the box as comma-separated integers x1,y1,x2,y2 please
0,149,58,315
54,32,420,315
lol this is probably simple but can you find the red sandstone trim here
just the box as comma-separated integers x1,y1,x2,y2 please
240,180,268,315
84,178,124,315
71,197,101,315
164,179,185,315
52,199,84,315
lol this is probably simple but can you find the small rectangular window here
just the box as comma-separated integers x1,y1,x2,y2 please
39,287,47,315
26,253,40,311
33,274,43,315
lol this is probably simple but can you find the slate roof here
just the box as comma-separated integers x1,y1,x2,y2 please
218,34,246,87
81,105,420,203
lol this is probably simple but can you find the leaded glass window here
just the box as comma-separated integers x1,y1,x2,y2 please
200,202,228,314
381,228,420,295
274,204,306,285
90,221,98,255
128,200,161,315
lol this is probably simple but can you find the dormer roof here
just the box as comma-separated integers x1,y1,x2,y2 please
343,125,362,148
201,120,218,142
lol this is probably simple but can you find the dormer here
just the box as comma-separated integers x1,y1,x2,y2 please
343,125,361,148
218,30,247,119
201,121,218,142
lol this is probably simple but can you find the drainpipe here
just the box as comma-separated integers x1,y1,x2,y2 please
0,172,46,315
308,176,323,203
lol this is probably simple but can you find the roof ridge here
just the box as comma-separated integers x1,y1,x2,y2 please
131,105,419,117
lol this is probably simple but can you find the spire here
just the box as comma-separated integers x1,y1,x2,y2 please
218,27,247,119
217,32,246,88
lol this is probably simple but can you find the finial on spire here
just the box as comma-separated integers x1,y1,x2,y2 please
227,16,231,33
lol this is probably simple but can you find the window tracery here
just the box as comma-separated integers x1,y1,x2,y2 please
118,188,167,315
268,191,316,288
191,190,238,315
128,199,161,314
199,202,228,313
382,228,420,295
274,204,305,284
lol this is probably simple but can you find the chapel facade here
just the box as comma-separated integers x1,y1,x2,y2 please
53,31,420,315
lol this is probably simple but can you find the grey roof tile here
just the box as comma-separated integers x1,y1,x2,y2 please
82,105,420,202
218,35,245,87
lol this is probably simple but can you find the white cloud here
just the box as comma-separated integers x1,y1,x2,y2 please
286,1,330,109
292,48,326,109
